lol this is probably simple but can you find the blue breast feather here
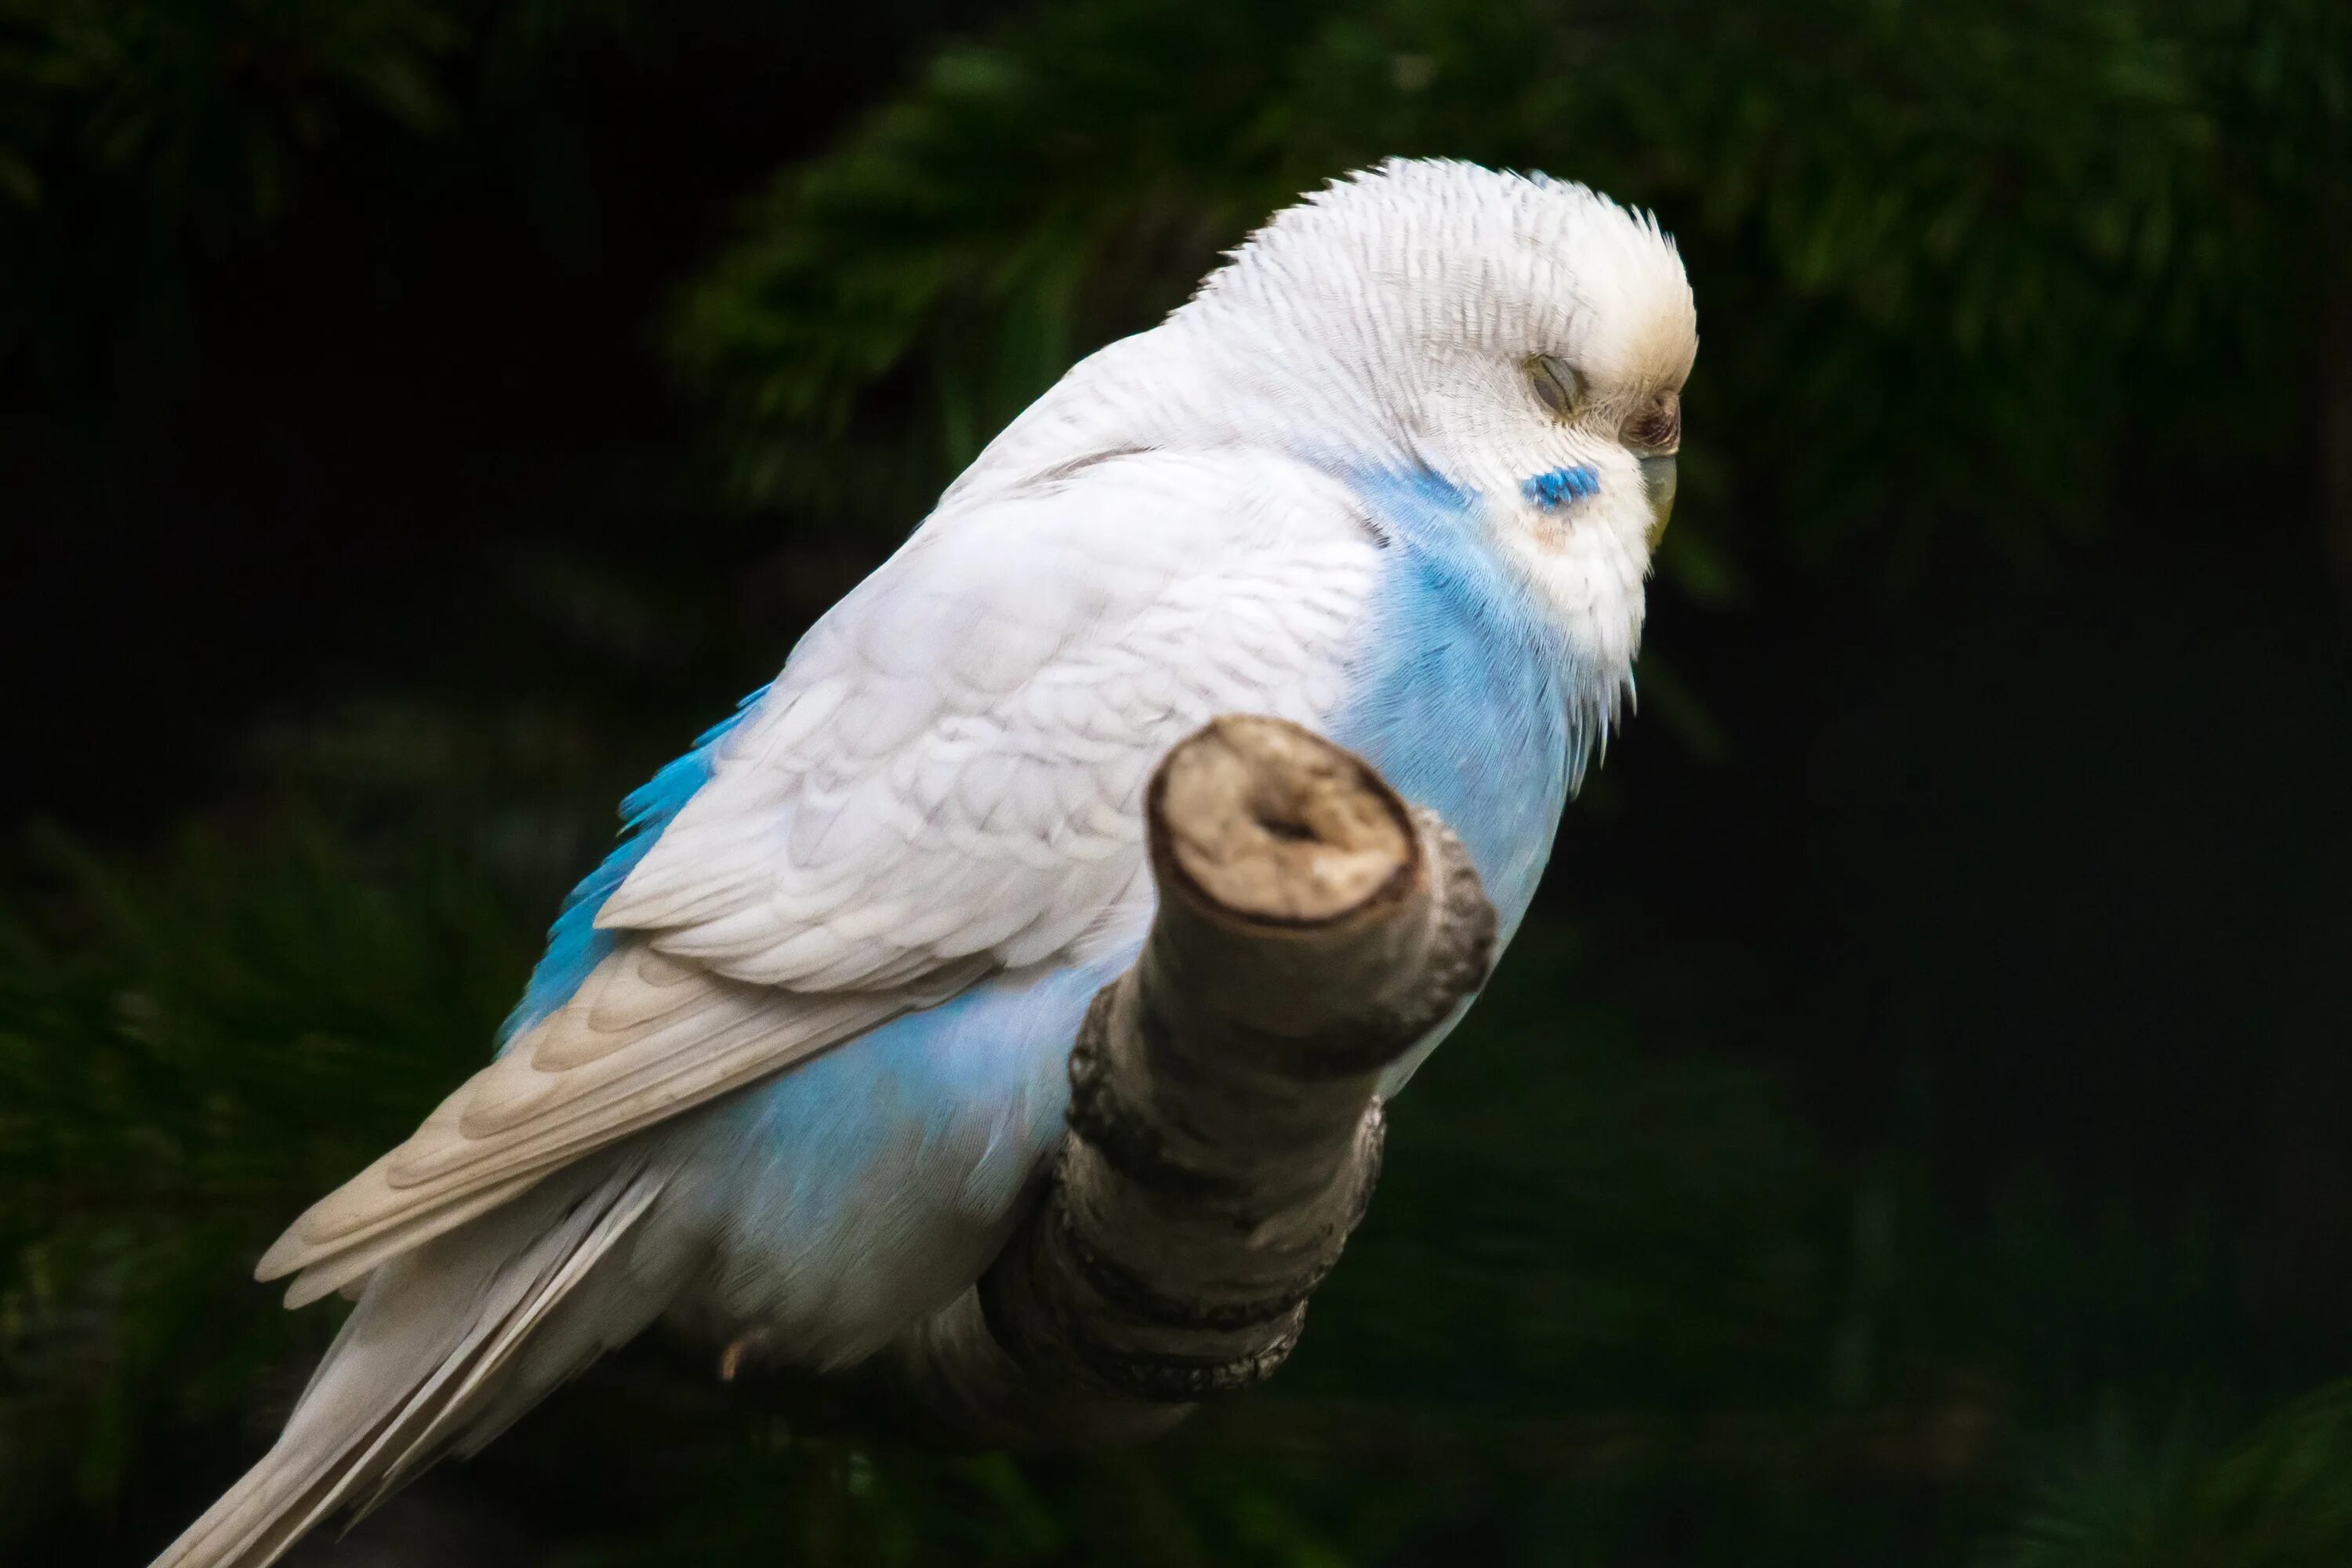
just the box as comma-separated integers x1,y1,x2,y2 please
689,955,1112,1345
1327,466,1585,938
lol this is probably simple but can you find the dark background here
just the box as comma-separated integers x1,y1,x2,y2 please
5,2,2350,1563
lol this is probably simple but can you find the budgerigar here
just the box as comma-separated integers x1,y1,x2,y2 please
154,158,1695,1567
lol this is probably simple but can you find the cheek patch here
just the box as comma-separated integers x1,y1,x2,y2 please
1523,464,1600,510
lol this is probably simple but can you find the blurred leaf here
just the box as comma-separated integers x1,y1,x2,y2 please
1984,1384,2352,1567
0,820,533,1515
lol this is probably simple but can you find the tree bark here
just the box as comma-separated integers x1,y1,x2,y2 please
879,714,1497,1448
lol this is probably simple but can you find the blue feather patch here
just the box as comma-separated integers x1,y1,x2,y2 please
1330,466,1581,931
1523,464,1599,510
496,684,771,1051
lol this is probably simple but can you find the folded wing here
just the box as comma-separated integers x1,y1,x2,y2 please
258,449,1382,1301
597,450,1381,988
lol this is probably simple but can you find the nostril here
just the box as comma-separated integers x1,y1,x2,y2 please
1625,397,1681,453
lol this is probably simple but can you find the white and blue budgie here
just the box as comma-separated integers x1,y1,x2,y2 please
155,158,1694,1568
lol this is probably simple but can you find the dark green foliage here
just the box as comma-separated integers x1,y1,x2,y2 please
0,0,463,237
1984,1386,2352,1566
0,0,463,373
0,825,530,1526
9,825,2345,1564
669,0,2350,578
5,0,2352,1563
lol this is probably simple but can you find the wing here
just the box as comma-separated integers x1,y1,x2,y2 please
593,448,1381,986
258,449,1382,1302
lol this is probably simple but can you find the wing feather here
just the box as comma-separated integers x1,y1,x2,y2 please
258,449,1382,1300
598,451,1381,990
256,945,970,1305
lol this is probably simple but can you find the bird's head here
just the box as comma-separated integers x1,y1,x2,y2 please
1179,158,1697,675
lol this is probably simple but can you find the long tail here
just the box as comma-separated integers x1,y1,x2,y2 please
151,1153,683,1568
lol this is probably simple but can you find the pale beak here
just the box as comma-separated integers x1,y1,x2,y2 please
1639,453,1678,547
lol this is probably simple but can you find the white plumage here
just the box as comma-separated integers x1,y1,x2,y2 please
256,448,1381,1307
599,449,1381,986
153,158,1698,1568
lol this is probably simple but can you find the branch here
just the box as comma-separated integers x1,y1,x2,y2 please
880,714,1497,1447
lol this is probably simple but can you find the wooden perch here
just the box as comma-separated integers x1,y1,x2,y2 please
882,714,1497,1448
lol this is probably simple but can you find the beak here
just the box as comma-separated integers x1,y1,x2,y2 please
1639,453,1678,548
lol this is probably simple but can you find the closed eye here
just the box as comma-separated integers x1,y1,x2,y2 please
1526,355,1584,421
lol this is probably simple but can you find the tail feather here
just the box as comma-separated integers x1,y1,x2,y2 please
151,1155,681,1568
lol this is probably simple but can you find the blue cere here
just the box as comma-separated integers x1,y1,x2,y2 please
1523,464,1599,510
